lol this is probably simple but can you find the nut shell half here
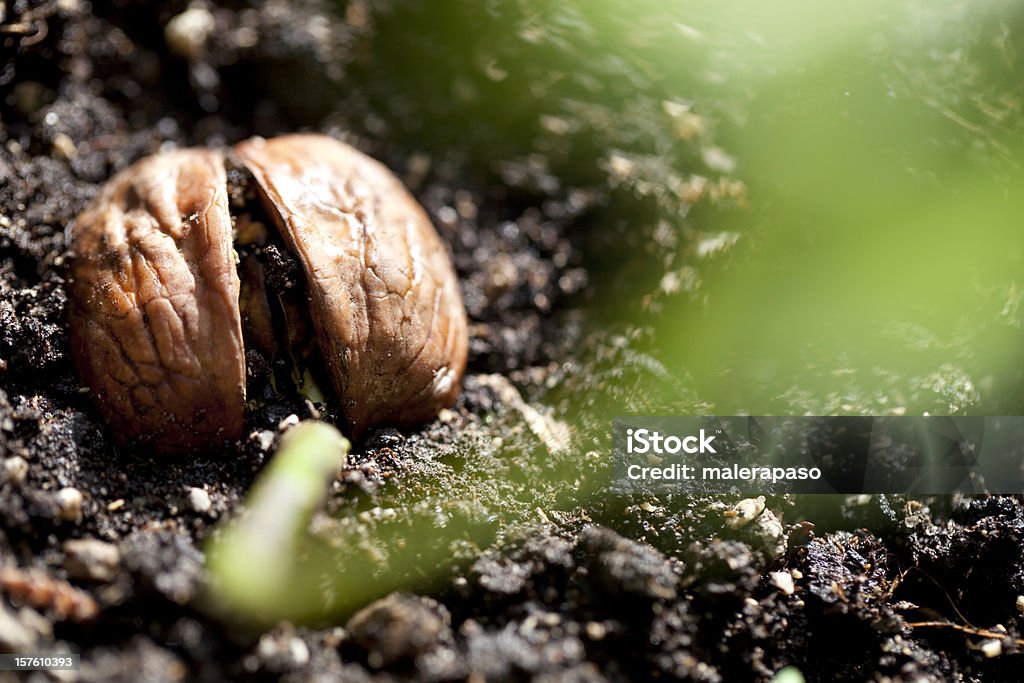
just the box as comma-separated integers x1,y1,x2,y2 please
67,149,245,453
235,134,468,435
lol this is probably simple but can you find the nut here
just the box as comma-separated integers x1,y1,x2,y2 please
67,149,246,452
68,135,468,453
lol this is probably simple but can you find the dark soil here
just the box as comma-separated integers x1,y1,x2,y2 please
2,2,1023,682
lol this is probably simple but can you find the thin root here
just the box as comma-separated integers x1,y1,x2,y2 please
906,621,1024,648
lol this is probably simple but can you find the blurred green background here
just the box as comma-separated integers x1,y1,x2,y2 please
656,0,1024,417
351,0,1024,419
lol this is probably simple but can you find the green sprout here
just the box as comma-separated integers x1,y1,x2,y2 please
772,666,807,683
206,422,350,622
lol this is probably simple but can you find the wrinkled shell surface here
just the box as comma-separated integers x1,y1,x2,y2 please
67,149,245,451
236,134,467,434
67,135,468,453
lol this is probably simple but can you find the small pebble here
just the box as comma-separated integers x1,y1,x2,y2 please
63,539,120,582
51,133,77,161
745,508,786,559
0,604,37,651
257,629,310,670
3,456,29,484
347,593,451,667
256,429,275,452
980,639,1002,658
290,638,310,667
724,496,765,530
56,487,84,523
164,7,215,60
187,487,212,514
769,571,796,596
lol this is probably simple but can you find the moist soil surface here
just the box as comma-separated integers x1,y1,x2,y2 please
2,2,1024,682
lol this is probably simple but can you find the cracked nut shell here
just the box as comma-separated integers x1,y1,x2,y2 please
67,149,246,452
67,135,468,453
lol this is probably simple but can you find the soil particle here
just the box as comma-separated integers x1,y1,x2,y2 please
0,602,40,651
345,593,453,668
254,623,313,672
80,636,190,683
55,486,83,523
580,526,679,602
186,488,212,515
1,455,28,484
62,537,120,583
120,529,204,606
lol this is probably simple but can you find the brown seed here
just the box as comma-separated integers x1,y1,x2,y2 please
67,135,468,453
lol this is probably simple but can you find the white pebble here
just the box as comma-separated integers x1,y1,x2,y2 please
63,538,120,582
165,7,215,60
3,456,29,484
56,487,83,523
278,414,300,431
0,604,37,651
769,571,796,595
187,487,212,514
724,496,766,530
980,639,1002,658
51,133,77,161
257,430,275,452
288,637,310,667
